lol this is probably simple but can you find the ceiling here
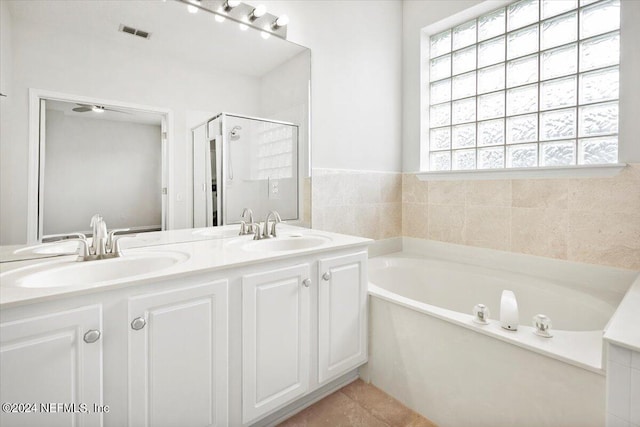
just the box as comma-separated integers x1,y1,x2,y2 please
6,0,306,77
46,100,164,126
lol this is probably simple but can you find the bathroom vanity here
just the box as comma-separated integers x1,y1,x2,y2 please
0,226,370,426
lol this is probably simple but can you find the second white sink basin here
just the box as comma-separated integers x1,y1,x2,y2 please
14,241,80,256
241,235,332,252
1,251,189,288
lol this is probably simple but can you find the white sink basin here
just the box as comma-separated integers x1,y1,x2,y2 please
1,251,189,288
192,228,240,239
14,241,80,256
240,235,332,252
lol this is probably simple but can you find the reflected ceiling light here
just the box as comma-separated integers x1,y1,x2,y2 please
223,0,241,11
214,14,226,23
249,4,266,21
260,30,270,39
271,14,289,29
239,22,249,31
92,106,105,113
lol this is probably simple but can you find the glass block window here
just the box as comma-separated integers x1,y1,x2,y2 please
424,0,620,171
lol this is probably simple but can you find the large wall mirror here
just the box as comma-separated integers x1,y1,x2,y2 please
0,0,311,249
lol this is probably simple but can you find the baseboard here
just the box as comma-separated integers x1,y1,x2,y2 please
252,370,360,427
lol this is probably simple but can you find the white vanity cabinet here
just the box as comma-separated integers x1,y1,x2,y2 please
242,264,312,424
128,280,229,427
318,252,368,384
0,304,103,427
0,236,370,427
241,250,368,425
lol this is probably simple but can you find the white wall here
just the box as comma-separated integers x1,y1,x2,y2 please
0,14,261,244
401,0,640,172
262,1,404,173
43,110,161,235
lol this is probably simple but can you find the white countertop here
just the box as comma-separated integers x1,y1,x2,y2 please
0,225,371,308
604,273,640,353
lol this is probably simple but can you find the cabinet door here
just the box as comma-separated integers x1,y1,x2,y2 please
128,280,228,427
318,252,368,384
0,305,103,427
242,264,311,424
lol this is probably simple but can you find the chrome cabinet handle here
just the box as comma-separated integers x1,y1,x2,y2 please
302,278,311,288
83,329,101,344
322,272,331,281
131,317,146,330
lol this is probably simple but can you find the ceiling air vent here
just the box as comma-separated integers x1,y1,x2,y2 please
118,24,152,40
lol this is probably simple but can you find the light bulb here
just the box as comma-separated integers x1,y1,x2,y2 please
92,106,105,113
239,23,248,31
227,0,241,7
275,14,289,27
261,30,271,39
253,4,266,18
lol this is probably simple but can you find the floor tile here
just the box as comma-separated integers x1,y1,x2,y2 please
278,379,437,427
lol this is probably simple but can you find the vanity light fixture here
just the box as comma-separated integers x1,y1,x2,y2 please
248,4,266,21
271,14,289,30
177,0,289,39
223,0,241,12
187,0,200,14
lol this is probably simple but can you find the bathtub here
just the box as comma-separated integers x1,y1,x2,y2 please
365,238,636,427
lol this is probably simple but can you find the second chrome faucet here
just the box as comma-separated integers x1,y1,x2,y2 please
239,208,282,240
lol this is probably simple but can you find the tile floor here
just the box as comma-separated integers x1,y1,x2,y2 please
278,379,437,427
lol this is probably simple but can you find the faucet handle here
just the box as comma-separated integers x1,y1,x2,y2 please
106,228,131,252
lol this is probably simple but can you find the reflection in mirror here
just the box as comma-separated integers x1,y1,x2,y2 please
0,0,311,260
193,113,299,228
40,98,167,237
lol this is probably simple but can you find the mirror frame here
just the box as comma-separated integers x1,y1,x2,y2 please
27,88,172,243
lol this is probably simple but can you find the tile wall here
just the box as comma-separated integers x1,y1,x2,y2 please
311,169,402,241
311,164,639,270
402,163,640,270
607,343,640,427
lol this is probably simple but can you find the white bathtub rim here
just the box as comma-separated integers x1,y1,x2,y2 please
368,283,605,375
401,238,636,296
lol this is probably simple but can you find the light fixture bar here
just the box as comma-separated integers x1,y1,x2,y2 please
174,0,289,39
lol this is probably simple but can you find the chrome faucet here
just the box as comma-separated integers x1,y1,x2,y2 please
87,214,130,260
260,210,282,239
239,208,258,236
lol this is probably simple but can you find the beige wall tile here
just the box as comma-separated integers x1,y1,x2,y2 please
352,204,381,240
428,180,465,206
567,211,640,270
402,203,428,239
427,205,464,244
315,205,356,236
345,173,380,205
379,203,402,240
402,174,428,204
512,179,568,209
312,173,347,207
568,167,640,214
464,206,511,251
380,173,402,203
465,180,512,207
511,208,568,259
